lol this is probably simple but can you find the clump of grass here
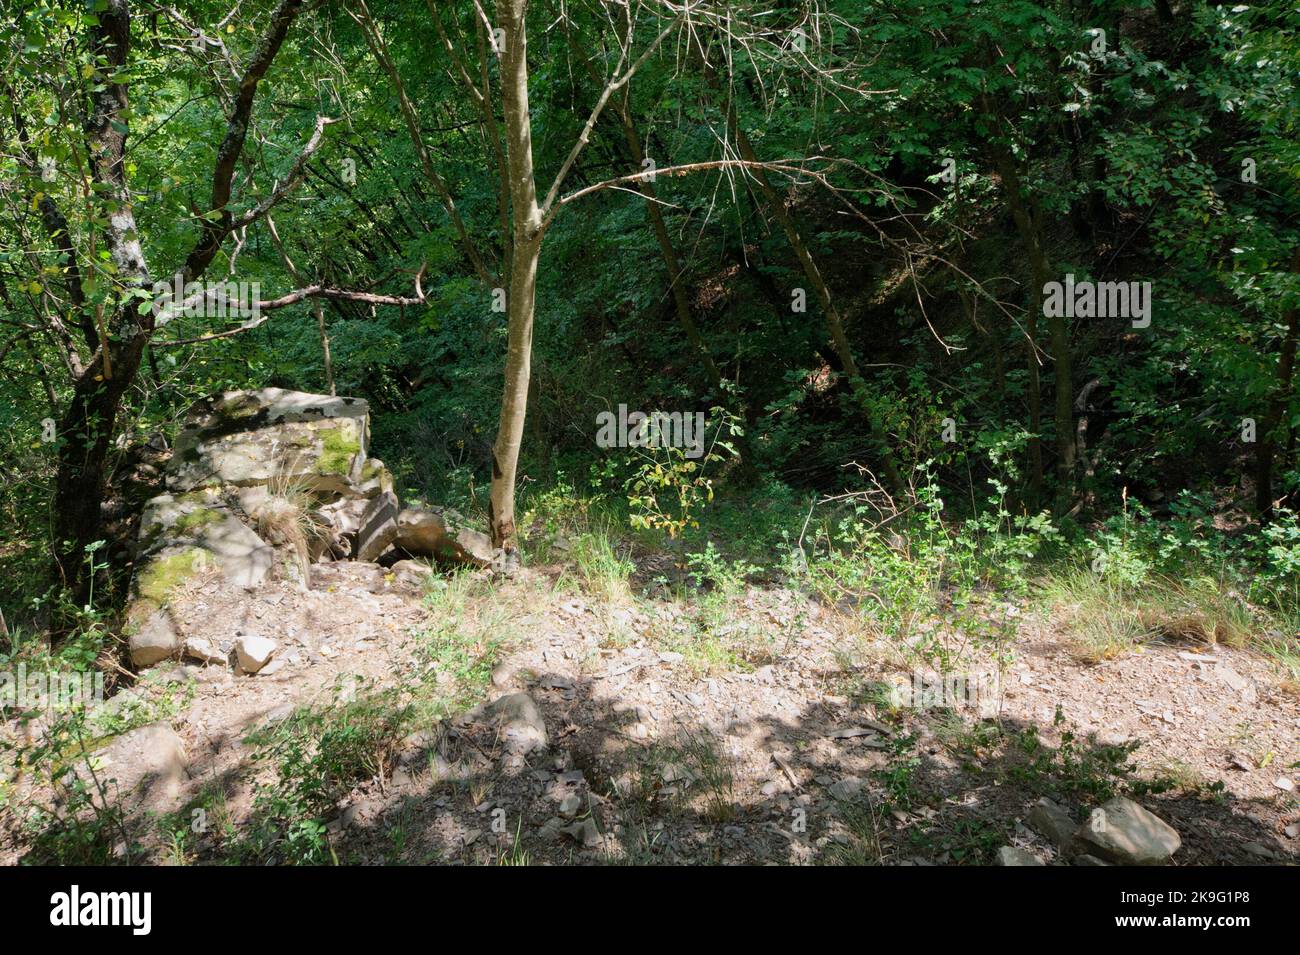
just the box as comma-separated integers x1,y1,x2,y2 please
827,798,888,865
237,684,412,864
1136,576,1253,648
568,525,635,604
1040,567,1258,663
415,567,511,719
666,730,737,824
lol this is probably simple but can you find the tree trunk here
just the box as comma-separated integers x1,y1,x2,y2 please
51,0,154,603
725,107,905,495
1255,249,1300,518
992,149,1071,511
488,0,543,561
52,334,149,599
617,106,723,392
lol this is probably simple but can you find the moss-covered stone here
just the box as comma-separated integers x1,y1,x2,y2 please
135,547,207,610
317,425,361,476
174,507,222,534
176,490,218,505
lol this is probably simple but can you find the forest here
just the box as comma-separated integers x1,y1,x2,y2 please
0,0,1296,872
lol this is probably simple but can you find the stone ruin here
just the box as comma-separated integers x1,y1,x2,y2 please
126,388,496,668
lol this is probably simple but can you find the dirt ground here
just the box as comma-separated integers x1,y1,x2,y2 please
3,555,1297,866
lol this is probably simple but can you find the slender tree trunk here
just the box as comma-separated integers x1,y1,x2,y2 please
488,0,543,561
315,304,335,396
725,107,905,495
268,215,335,395
617,107,723,392
1256,249,1300,518
992,149,1071,511
568,32,722,392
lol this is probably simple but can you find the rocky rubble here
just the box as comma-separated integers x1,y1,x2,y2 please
126,388,498,669
1000,795,1182,866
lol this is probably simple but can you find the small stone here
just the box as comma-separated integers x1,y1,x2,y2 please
558,794,582,818
558,818,602,848
485,692,548,754
182,636,226,665
1076,797,1180,865
1274,777,1295,792
661,762,695,784
1028,797,1078,851
130,611,180,668
257,657,286,676
996,846,1044,866
1218,666,1250,693
828,727,880,740
828,777,864,801
235,634,278,674
1242,841,1278,860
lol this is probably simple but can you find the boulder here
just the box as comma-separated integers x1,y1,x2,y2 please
485,692,548,754
1076,797,1181,865
396,506,496,567
235,634,278,674
93,723,187,803
391,559,434,588
996,846,1045,866
196,509,275,588
356,490,400,562
129,610,180,667
167,388,370,497
1028,797,1079,853
136,495,273,591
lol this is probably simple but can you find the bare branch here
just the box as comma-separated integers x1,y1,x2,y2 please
180,0,306,284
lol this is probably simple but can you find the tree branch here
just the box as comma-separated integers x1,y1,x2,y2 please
180,0,305,283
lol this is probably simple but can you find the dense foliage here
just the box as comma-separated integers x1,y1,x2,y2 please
1,0,1297,647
